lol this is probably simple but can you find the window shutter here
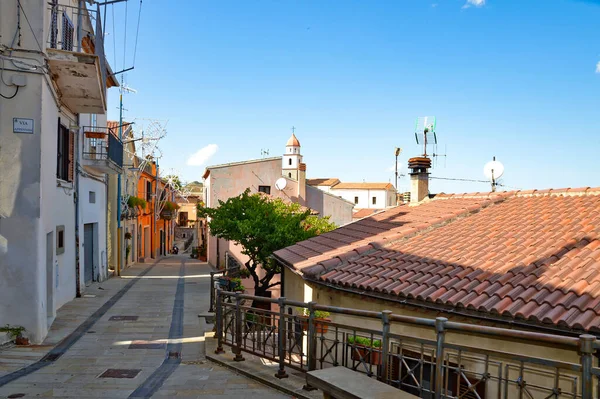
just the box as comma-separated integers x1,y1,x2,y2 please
68,130,74,182
56,117,62,178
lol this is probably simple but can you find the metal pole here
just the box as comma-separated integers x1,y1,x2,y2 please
579,334,595,399
233,292,245,361
116,77,123,275
275,297,288,379
435,317,448,399
214,289,224,354
209,272,216,313
307,301,317,372
379,310,392,383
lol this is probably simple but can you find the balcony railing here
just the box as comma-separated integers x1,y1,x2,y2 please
46,3,109,114
215,290,600,399
82,127,123,174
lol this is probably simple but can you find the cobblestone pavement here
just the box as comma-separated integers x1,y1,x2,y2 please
0,257,290,398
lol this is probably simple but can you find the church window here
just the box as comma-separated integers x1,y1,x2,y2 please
288,158,292,166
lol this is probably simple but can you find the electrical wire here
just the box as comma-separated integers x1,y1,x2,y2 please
430,176,489,183
123,0,128,71
132,0,143,66
112,4,117,69
16,0,44,53
0,85,19,99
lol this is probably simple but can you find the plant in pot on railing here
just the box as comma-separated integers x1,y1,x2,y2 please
0,324,28,346
347,336,382,365
296,308,331,334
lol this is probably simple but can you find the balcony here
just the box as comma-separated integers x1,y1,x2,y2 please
211,289,600,399
82,127,123,174
46,3,111,114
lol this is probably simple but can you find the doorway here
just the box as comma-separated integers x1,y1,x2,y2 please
160,230,165,256
46,231,54,325
84,223,95,285
144,226,151,259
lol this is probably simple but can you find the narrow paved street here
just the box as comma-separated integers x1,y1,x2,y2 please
0,257,289,398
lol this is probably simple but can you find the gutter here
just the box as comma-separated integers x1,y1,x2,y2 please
308,276,597,339
273,254,598,339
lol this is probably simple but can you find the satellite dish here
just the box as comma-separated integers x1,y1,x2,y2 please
484,159,504,180
275,178,287,191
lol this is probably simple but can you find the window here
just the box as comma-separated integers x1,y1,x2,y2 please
288,173,292,178
146,181,152,202
89,191,96,203
49,1,58,48
56,119,71,181
288,158,292,166
354,196,359,204
56,225,65,255
372,196,377,205
258,185,271,195
62,12,74,51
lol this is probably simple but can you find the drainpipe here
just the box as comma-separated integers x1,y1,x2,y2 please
154,160,158,258
74,116,81,297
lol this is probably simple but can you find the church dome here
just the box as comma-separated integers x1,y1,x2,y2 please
286,133,300,147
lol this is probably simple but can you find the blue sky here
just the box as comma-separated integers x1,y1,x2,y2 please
106,0,600,194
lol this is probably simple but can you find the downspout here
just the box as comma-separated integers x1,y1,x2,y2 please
154,161,158,258
74,117,81,297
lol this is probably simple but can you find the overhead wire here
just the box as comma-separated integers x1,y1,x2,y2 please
430,176,489,183
112,4,117,69
132,0,143,66
15,0,43,53
123,0,128,71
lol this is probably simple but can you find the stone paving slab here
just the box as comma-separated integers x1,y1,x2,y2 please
0,257,291,398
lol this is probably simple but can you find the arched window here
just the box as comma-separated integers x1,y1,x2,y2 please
288,159,292,166
288,173,292,178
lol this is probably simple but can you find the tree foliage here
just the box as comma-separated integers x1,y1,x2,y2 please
197,190,336,296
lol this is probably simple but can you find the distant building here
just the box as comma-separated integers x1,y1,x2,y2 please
203,133,354,275
307,179,397,210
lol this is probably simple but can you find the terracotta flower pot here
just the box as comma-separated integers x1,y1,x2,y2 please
15,336,29,346
298,316,330,334
349,344,382,365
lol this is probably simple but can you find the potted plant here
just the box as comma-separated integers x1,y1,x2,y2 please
191,247,199,259
238,268,251,278
347,336,382,365
296,308,331,334
0,324,28,346
230,277,245,292
198,244,207,262
124,232,132,240
126,245,131,265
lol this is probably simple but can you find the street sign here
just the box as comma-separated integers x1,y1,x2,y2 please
13,118,34,134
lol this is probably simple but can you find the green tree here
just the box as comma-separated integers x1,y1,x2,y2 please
197,189,336,297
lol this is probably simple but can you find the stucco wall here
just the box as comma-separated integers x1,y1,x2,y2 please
305,185,353,227
0,56,46,343
329,188,395,209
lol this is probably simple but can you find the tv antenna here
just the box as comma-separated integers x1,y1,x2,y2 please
432,144,448,168
483,156,504,192
261,149,270,158
414,116,437,157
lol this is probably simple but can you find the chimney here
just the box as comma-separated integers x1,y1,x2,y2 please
408,157,431,203
298,162,306,205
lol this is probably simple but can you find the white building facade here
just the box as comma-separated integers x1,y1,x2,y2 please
329,183,397,209
0,0,118,343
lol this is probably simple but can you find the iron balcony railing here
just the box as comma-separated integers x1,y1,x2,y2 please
47,2,107,95
82,126,123,168
214,290,600,399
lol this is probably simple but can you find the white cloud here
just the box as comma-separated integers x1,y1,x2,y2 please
463,0,486,8
186,144,218,166
431,3,438,7
596,61,600,74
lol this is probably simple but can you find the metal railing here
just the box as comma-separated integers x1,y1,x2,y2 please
214,290,600,399
208,252,243,313
82,126,123,168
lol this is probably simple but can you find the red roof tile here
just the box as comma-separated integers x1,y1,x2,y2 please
275,188,600,332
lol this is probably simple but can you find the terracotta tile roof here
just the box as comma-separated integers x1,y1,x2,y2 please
307,178,341,187
333,182,395,190
352,208,382,219
274,187,600,332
